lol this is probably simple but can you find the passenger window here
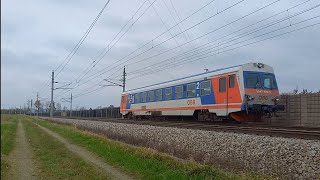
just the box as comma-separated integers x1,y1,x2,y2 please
187,83,196,97
156,89,162,101
200,81,211,96
219,78,226,92
148,91,155,102
130,94,134,103
141,92,147,103
165,88,172,100
229,75,235,88
175,85,183,99
135,93,140,103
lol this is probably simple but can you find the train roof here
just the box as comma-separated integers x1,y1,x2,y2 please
124,63,272,93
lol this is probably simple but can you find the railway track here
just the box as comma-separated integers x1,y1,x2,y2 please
46,116,320,140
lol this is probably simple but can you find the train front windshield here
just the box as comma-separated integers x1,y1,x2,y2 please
244,72,278,89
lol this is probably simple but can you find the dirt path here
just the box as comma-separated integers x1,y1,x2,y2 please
7,120,36,180
35,123,133,180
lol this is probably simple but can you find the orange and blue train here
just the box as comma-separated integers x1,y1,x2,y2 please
120,63,284,122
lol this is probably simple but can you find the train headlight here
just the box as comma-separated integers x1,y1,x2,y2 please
246,94,255,101
272,97,280,104
257,63,264,68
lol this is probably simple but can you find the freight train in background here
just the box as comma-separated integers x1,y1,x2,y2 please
120,63,285,122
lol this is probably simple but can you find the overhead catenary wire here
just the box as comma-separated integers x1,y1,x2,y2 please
37,0,111,99
128,19,320,80
129,15,320,78
54,0,155,99
72,20,320,99
75,0,150,84
60,0,290,98
104,0,283,77
57,0,318,100
128,1,318,75
54,0,112,78
55,0,223,98
72,0,245,88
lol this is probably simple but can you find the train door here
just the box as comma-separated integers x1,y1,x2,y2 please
218,76,228,116
227,74,242,114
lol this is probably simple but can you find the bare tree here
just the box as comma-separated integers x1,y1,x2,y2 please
63,106,68,112
302,89,308,94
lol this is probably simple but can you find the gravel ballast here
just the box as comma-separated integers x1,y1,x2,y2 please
44,118,320,179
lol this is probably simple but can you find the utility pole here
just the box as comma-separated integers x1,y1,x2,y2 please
36,92,39,116
31,99,33,115
27,100,30,114
70,93,72,117
122,66,126,92
50,71,54,117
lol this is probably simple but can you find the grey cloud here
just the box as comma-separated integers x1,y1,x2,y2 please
1,0,320,109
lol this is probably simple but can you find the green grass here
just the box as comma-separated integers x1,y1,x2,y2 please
31,116,268,180
1,115,18,179
22,116,111,180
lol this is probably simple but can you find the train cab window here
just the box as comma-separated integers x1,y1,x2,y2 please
165,87,172,100
148,91,155,102
156,89,162,101
262,74,277,89
229,75,235,88
219,77,226,92
135,93,140,104
246,73,261,88
187,83,196,97
200,80,211,96
175,85,183,99
141,92,147,103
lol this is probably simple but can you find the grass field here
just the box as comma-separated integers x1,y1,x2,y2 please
32,116,267,180
23,117,111,179
1,115,268,179
1,115,18,179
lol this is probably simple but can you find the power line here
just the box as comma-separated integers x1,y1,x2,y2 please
56,0,316,99
128,1,318,75
107,0,282,77
73,20,320,98
37,0,111,98
128,20,320,80
54,0,156,99
54,0,111,78
75,0,150,84
62,0,291,97
54,0,221,97
72,0,244,88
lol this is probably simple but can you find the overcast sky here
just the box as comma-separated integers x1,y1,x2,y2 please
2,0,320,109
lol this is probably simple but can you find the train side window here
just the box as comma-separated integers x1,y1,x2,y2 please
165,87,172,100
175,85,183,99
135,93,140,104
187,83,196,97
200,80,211,96
229,75,235,88
149,91,155,102
156,89,162,101
219,77,226,92
141,92,147,103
